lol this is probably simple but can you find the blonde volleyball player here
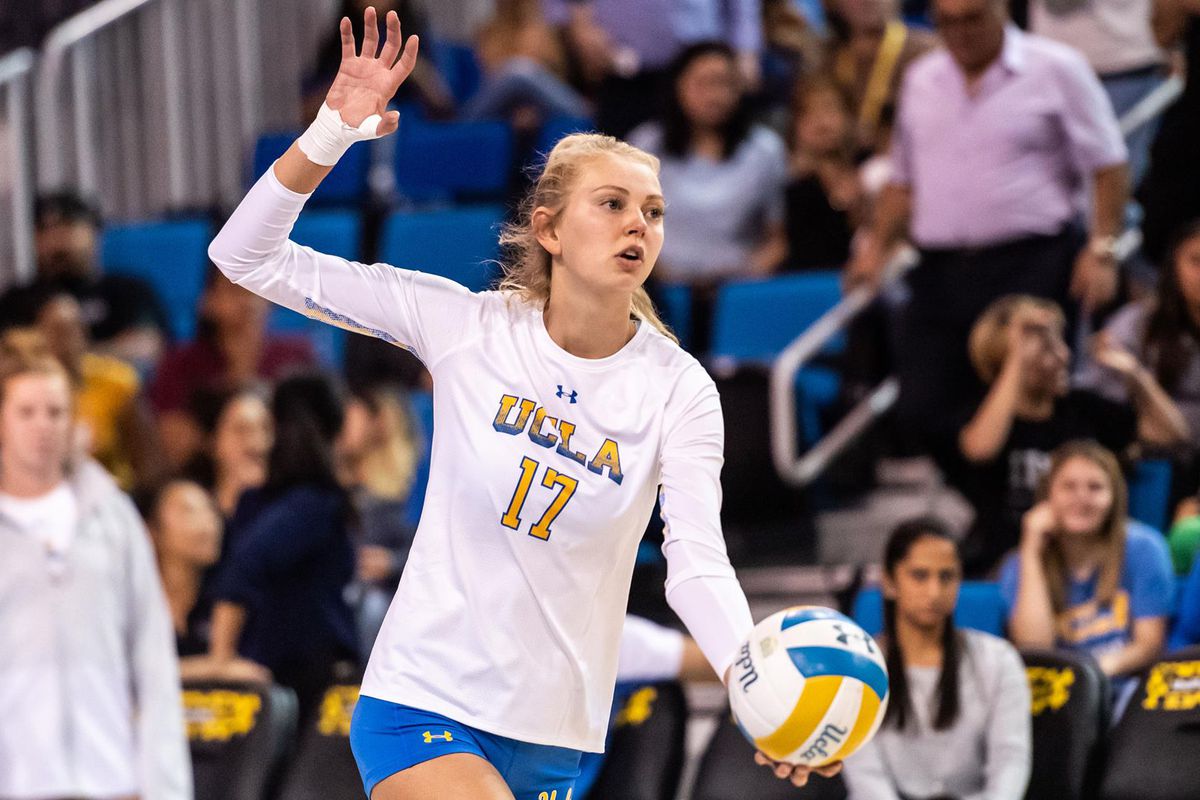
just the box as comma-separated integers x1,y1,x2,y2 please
208,8,840,798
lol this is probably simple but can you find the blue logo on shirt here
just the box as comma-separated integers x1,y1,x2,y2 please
556,385,578,404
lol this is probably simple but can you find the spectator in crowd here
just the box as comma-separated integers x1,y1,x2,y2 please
0,192,171,370
844,517,1032,800
207,372,358,724
1141,0,1200,266
462,0,592,126
0,329,191,800
952,295,1186,574
183,386,273,519
1003,441,1174,687
1170,546,1200,648
1029,0,1165,187
758,0,824,127
547,0,764,137
848,0,1130,452
784,76,865,271
824,0,936,152
628,41,788,288
151,265,313,469
336,383,420,657
35,292,164,491
146,479,223,663
1077,220,1200,450
305,0,455,121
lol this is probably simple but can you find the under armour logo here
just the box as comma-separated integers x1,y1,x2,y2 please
833,623,876,654
556,385,578,404
422,730,454,743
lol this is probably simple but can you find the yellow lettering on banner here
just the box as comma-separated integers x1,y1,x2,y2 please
1026,667,1075,716
183,690,262,742
317,685,360,736
1142,660,1200,711
615,687,658,727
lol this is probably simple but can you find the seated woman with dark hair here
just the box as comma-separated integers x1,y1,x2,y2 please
1003,442,1175,686
183,385,273,519
206,372,358,723
844,517,1032,800
627,41,788,288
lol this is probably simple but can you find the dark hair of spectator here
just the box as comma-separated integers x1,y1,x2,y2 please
881,516,963,732
182,384,267,490
35,191,102,230
265,372,345,493
660,41,753,161
1144,219,1200,394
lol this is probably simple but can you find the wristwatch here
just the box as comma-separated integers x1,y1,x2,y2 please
1088,235,1120,263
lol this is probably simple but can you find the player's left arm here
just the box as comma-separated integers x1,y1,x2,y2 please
658,371,840,786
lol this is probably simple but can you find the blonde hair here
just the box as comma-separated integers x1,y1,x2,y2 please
0,328,73,407
356,387,420,501
498,133,678,344
968,294,1065,383
1036,441,1128,618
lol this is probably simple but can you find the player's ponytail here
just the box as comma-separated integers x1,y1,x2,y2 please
499,133,679,345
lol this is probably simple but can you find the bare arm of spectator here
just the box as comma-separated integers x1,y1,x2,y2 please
962,642,1032,800
1070,164,1129,312
1091,332,1190,446
958,312,1040,462
206,601,273,682
750,222,788,276
845,184,910,289
1153,0,1200,48
1008,503,1060,648
1096,617,1167,676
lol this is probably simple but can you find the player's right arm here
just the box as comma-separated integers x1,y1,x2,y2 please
209,9,475,368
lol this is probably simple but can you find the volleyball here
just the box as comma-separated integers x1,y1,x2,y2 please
728,606,889,767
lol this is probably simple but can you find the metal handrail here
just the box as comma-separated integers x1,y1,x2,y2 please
0,48,36,287
770,71,1182,489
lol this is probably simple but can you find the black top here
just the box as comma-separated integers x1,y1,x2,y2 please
783,174,855,271
953,389,1137,575
0,273,170,343
214,485,357,673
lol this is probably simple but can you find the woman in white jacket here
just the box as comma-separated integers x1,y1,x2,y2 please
0,329,191,800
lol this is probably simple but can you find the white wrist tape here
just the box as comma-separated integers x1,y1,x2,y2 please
295,102,384,166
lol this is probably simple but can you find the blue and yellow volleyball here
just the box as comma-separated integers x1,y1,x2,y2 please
728,606,889,766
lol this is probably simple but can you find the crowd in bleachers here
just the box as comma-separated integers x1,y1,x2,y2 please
5,0,1200,798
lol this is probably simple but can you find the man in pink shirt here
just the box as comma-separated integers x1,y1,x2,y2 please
848,0,1128,459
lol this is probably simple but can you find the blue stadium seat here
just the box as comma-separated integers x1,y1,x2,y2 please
852,581,1007,637
654,283,691,350
252,131,370,206
379,206,505,292
537,114,595,155
710,272,844,363
101,218,212,341
710,272,845,442
1128,459,1172,533
430,41,482,105
394,119,513,202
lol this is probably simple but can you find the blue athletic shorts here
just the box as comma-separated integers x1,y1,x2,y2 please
350,695,583,798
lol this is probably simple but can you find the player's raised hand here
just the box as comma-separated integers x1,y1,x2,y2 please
325,7,419,137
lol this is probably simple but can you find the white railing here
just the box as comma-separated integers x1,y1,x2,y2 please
33,0,337,222
0,48,36,290
769,74,1183,489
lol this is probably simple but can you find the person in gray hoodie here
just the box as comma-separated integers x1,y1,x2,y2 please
0,329,192,800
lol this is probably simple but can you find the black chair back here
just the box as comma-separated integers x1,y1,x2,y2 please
691,706,847,800
184,681,298,800
587,681,689,800
1021,648,1110,800
277,672,364,800
1101,645,1200,800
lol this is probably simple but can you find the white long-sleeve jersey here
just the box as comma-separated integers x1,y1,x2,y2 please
208,168,753,752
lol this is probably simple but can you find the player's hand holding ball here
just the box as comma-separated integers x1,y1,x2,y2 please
729,606,890,786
